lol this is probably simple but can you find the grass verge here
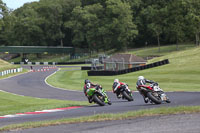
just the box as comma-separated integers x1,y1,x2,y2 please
0,58,27,79
1,106,200,132
46,46,200,92
0,91,89,116
127,44,195,57
0,59,21,72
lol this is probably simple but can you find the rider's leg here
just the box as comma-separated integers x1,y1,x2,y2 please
140,91,148,103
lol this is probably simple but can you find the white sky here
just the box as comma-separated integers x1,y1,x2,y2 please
2,0,39,10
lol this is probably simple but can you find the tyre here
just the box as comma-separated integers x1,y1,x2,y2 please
108,100,112,105
166,99,171,103
122,91,133,101
93,94,105,106
147,92,162,104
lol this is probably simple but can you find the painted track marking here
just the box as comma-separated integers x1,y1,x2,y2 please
0,106,82,119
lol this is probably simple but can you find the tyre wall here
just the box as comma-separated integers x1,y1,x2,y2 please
87,59,169,76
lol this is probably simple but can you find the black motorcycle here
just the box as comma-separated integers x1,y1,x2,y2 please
113,83,134,101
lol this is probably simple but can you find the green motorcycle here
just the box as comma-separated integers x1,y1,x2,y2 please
86,85,112,106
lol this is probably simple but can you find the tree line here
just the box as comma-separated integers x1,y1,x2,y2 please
0,0,199,51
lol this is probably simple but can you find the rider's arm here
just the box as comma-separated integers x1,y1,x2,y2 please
145,79,154,84
90,83,97,87
113,82,120,92
139,79,146,85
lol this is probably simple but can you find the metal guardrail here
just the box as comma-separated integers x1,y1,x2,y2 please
0,46,74,54
0,68,23,76
11,61,91,65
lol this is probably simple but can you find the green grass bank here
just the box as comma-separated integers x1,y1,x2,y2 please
0,91,89,116
47,46,200,92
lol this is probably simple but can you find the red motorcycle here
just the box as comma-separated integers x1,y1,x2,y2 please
137,82,170,104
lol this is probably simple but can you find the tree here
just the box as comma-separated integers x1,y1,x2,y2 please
35,0,64,46
67,0,137,51
0,0,8,18
36,0,81,47
103,0,138,51
57,0,81,47
141,1,168,52
165,0,187,50
185,0,200,46
0,0,11,45
6,3,45,46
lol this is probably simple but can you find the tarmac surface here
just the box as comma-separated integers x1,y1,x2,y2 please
7,113,200,133
0,65,200,132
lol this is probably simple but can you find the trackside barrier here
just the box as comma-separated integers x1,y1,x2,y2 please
81,66,103,70
0,68,23,77
29,66,57,72
12,61,90,65
87,59,169,76
81,66,91,70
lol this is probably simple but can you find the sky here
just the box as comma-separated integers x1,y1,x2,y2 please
2,0,39,10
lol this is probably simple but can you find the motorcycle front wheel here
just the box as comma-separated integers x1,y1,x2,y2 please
147,92,162,104
93,94,106,106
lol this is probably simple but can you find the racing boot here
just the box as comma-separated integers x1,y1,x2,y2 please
116,92,122,99
144,97,149,103
108,99,112,105
117,94,122,99
87,96,92,103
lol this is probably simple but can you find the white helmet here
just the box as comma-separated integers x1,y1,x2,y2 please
138,76,144,80
114,79,119,82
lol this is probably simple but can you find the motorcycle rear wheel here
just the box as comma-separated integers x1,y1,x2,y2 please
93,94,105,106
122,91,133,101
147,92,162,104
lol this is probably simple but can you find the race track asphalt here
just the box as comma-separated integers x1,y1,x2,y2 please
0,65,200,131
9,113,200,133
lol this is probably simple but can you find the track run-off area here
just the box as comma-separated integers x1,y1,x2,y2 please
0,66,200,132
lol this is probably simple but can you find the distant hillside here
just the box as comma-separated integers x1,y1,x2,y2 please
8,44,195,63
47,46,200,92
127,44,195,58
143,46,200,91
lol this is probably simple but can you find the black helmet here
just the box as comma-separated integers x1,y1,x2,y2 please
85,79,90,84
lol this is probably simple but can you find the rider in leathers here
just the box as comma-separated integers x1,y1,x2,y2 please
113,79,128,98
83,79,99,103
136,76,155,103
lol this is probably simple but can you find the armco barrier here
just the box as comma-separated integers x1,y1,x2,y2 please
57,62,87,65
87,59,169,76
81,66,103,70
0,68,23,77
81,66,91,70
12,61,90,65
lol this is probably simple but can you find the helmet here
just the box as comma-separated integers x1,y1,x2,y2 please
114,79,119,82
86,83,91,89
85,79,90,84
138,76,144,80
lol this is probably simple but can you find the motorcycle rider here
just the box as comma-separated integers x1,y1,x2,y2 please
136,76,155,103
112,79,129,99
83,79,99,103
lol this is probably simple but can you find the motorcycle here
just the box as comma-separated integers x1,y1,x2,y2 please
113,83,134,101
137,82,170,104
86,84,112,106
